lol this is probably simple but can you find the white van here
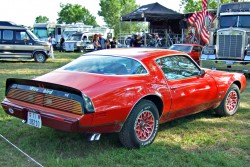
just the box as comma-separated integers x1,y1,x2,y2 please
64,32,95,52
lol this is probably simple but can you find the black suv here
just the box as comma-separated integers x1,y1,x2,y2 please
0,21,50,63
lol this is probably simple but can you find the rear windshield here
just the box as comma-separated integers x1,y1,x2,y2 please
61,55,148,75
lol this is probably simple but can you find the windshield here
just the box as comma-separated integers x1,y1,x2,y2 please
33,28,55,38
33,28,48,38
220,15,250,28
68,34,82,41
169,45,192,52
64,31,77,40
61,55,147,75
238,16,250,28
27,30,39,41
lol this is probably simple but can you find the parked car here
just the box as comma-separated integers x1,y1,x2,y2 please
0,21,50,63
1,48,246,148
64,32,95,52
169,44,203,64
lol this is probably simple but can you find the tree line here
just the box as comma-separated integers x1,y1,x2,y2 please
35,0,235,35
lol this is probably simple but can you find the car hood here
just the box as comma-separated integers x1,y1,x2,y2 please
34,70,143,97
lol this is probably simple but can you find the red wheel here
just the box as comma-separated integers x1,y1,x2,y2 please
226,90,238,112
214,84,240,116
134,110,155,141
119,99,159,148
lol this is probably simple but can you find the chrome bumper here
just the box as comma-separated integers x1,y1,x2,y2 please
200,59,250,73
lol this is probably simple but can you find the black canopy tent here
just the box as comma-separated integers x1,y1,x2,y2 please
121,2,183,22
121,2,184,46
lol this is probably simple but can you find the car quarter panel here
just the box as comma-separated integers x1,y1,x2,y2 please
205,69,247,97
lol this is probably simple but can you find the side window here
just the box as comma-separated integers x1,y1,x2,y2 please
156,55,200,80
3,30,13,40
193,46,201,52
16,31,30,40
57,28,61,35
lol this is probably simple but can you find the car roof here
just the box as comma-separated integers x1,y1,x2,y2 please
84,48,187,61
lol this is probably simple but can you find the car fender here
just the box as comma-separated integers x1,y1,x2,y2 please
119,93,164,130
205,70,246,101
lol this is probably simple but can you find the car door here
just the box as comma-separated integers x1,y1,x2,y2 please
156,55,218,120
13,30,34,58
0,29,14,58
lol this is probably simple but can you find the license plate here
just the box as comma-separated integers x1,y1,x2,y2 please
27,112,42,128
225,61,234,65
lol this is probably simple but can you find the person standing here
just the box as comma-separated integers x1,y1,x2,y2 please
93,34,101,50
99,34,106,49
48,35,54,61
110,37,117,48
130,35,135,47
52,36,56,49
59,36,65,52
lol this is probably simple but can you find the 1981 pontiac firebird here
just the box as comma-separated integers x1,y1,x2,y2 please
1,48,247,148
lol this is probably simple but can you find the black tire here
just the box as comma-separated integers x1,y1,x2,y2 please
214,84,240,116
34,52,47,63
119,99,159,148
78,46,84,53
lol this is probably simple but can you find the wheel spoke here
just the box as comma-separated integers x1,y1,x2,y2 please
134,110,155,141
226,91,238,112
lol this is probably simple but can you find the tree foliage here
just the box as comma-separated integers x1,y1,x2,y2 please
98,0,142,35
180,0,232,13
57,3,98,26
35,16,49,23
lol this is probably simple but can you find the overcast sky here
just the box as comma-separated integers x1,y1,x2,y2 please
0,0,182,26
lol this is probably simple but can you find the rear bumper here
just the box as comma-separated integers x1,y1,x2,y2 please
1,99,80,132
200,59,250,73
1,99,123,133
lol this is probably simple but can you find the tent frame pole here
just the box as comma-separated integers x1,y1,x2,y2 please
144,17,146,46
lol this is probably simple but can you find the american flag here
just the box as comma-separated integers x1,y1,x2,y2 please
202,0,208,10
187,0,212,45
188,11,198,26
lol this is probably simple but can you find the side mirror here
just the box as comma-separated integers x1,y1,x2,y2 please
199,69,206,76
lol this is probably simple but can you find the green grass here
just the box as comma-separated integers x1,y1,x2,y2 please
0,51,249,167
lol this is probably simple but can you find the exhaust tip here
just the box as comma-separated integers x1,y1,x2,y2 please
89,133,101,141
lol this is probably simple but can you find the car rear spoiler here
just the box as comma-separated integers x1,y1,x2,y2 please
6,78,83,97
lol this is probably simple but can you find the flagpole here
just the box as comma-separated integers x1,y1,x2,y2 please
206,0,209,28
217,0,220,16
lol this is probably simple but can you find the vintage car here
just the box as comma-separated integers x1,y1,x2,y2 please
1,48,247,148
169,44,203,64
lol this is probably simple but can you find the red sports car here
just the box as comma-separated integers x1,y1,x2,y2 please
1,48,247,148
169,44,203,64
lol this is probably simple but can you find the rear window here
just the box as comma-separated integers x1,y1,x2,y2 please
61,55,147,75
